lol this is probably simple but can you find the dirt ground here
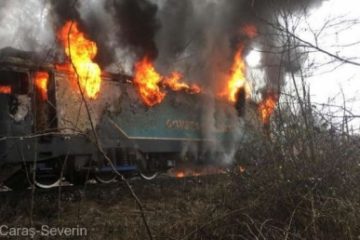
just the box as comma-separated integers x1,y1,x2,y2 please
0,174,232,240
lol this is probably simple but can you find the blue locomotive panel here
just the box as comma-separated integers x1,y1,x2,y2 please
108,83,238,143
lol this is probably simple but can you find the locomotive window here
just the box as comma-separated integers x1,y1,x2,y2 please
0,70,29,94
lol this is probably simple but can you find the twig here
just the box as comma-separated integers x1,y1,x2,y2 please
260,18,360,67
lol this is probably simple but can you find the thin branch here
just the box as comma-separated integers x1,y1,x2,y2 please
261,18,360,67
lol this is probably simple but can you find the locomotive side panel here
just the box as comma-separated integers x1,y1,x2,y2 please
54,71,122,134
102,82,244,155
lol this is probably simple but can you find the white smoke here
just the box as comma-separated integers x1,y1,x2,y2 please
0,0,54,51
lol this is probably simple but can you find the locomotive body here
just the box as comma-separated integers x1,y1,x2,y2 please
0,48,242,189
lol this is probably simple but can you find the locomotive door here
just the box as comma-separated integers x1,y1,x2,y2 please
0,70,32,135
32,71,57,135
0,69,34,163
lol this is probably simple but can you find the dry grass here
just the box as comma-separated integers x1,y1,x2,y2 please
1,97,360,240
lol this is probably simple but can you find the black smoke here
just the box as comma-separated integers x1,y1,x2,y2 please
47,0,161,68
48,0,113,67
155,0,323,89
106,0,160,61
47,0,323,81
79,1,118,67
2,0,324,82
48,0,82,28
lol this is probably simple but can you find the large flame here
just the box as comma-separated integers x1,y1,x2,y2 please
0,86,11,94
133,57,166,106
220,46,251,103
163,72,201,94
259,94,278,124
57,21,101,99
34,72,49,101
134,57,201,106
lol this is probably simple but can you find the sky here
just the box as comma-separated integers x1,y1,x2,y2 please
245,0,360,130
295,0,360,129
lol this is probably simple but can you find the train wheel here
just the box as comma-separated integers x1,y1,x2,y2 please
33,161,63,189
94,158,117,184
139,171,159,181
95,172,117,184
34,177,62,189
138,155,160,181
4,168,31,191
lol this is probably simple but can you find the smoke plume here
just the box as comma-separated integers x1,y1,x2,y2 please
0,0,324,164
106,0,160,60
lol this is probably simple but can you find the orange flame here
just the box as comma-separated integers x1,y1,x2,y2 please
259,95,278,124
133,57,201,106
34,72,49,100
171,166,225,178
57,21,101,99
176,171,185,178
163,72,201,94
133,57,166,106
0,85,11,94
220,46,251,102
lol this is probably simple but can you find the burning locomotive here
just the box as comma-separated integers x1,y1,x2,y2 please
0,45,249,190
0,13,277,190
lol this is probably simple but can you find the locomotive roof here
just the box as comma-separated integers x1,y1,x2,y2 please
0,47,130,81
0,47,54,70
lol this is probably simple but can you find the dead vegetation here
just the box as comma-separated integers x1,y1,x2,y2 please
211,88,360,239
1,98,360,240
1,76,360,240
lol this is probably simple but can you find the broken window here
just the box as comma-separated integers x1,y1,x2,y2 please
0,70,29,95
0,71,30,122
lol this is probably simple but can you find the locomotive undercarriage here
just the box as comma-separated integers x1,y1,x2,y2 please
0,135,175,190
